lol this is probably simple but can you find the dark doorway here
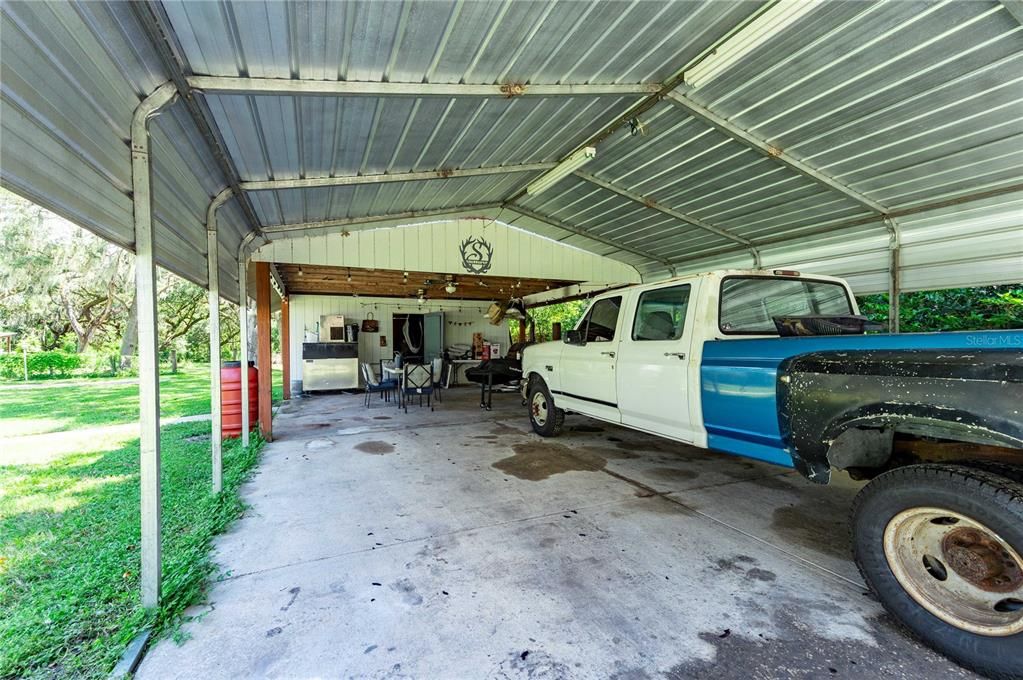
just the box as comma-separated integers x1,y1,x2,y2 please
393,314,424,362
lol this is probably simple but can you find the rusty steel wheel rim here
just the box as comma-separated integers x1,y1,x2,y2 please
531,392,549,427
884,507,1023,636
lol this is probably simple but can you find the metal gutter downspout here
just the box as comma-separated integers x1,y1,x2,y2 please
131,81,178,609
885,217,902,333
205,188,232,492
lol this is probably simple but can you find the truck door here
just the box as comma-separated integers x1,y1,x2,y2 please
557,295,623,422
616,283,696,442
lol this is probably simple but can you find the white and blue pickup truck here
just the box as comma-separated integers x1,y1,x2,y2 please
521,269,1023,678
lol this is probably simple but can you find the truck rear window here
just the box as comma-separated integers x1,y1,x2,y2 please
719,276,853,334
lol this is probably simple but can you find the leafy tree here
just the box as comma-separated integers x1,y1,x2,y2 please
857,285,1023,332
510,299,588,342
0,190,131,352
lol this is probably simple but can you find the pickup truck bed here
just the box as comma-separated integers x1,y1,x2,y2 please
701,331,1023,479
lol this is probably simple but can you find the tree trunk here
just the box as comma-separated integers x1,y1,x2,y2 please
170,348,177,374
120,294,137,370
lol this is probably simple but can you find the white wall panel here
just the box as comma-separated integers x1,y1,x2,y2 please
667,191,1023,294
253,218,642,285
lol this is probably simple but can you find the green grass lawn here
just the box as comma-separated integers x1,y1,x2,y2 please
0,363,285,677
0,424,263,679
0,364,284,437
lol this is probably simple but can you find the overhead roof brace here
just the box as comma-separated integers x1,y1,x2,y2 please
239,163,555,192
664,91,888,217
504,203,675,269
186,76,661,98
574,171,761,268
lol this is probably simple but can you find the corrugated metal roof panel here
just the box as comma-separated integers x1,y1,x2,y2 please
163,0,764,85
201,93,640,181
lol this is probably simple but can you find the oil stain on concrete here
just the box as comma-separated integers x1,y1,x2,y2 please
648,466,699,482
771,500,851,561
493,442,638,481
665,609,979,679
355,441,395,455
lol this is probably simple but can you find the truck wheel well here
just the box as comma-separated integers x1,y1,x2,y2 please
826,413,1022,482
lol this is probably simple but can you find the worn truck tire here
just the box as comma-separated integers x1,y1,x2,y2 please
527,376,564,437
852,464,1023,679
953,460,1023,486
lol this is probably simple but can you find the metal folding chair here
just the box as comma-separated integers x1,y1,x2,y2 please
362,362,395,407
401,363,434,413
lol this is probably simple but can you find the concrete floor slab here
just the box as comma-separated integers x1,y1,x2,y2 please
138,389,977,679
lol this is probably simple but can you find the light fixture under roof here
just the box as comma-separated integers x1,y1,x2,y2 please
346,268,352,282
683,0,817,89
444,275,457,294
526,146,596,196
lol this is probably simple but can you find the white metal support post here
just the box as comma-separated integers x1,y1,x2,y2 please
131,81,178,608
885,217,902,334
235,231,260,449
238,257,250,449
206,189,232,491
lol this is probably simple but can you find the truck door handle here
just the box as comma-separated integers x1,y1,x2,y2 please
664,352,686,359
600,351,616,357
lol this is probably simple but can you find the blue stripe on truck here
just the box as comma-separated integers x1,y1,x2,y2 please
700,330,1023,468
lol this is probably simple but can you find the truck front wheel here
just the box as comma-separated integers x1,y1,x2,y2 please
527,377,564,437
852,464,1023,679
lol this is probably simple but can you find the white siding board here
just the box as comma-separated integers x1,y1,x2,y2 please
252,218,642,285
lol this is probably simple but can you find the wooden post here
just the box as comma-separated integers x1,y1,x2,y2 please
255,261,273,441
517,317,526,344
281,296,291,400
552,322,562,341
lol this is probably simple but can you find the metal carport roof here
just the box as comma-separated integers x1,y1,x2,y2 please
2,0,1022,301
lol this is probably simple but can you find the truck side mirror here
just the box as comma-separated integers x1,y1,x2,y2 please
564,329,586,346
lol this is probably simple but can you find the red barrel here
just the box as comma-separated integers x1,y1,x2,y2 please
221,361,258,439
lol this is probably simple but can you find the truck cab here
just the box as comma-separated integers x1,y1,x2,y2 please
523,269,857,449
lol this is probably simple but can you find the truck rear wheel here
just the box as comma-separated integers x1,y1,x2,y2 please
852,464,1023,679
527,377,564,437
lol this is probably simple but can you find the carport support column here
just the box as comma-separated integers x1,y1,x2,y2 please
281,296,291,400
885,217,901,334
206,190,231,492
255,262,273,441
131,81,178,608
238,258,250,448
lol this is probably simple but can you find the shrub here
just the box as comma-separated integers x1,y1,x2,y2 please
0,354,23,379
23,351,81,377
